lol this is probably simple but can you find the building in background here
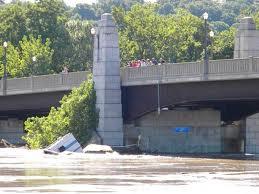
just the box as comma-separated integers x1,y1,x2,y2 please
212,0,226,4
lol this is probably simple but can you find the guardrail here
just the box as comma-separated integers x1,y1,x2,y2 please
120,57,259,86
0,71,88,96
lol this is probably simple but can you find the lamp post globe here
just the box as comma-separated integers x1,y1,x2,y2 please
209,30,214,37
3,41,7,48
91,28,96,35
32,56,37,62
203,12,208,20
31,56,37,75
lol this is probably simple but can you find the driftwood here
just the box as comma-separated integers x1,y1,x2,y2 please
0,139,16,148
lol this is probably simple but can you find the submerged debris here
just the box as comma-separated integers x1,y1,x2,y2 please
0,139,16,148
44,133,83,154
83,144,113,153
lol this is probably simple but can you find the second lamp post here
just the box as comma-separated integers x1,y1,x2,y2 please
203,12,209,80
3,41,8,95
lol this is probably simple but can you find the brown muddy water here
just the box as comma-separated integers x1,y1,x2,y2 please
1,148,259,194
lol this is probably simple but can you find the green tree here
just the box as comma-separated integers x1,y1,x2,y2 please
0,2,28,45
19,35,54,76
211,21,229,32
0,36,53,78
158,3,174,15
93,0,144,18
254,12,259,30
72,4,97,20
211,27,236,60
113,5,204,64
0,41,21,78
23,77,99,149
26,0,72,72
65,20,93,71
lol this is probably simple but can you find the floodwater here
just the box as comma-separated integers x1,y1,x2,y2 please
1,148,259,194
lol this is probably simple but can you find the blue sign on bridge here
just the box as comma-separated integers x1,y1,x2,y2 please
173,127,191,133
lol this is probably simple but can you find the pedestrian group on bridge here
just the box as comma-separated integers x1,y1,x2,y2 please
127,58,165,68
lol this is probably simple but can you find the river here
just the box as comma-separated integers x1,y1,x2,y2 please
0,148,259,193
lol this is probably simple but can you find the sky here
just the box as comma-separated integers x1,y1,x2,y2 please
5,0,157,7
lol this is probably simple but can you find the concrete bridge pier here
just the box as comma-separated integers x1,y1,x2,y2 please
0,119,24,145
234,17,259,58
93,13,123,146
245,114,259,154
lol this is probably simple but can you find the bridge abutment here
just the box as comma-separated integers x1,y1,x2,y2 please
124,109,222,153
93,13,123,146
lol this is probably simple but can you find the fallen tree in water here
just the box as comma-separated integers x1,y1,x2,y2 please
23,75,99,149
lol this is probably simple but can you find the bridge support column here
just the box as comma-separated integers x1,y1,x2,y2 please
245,114,259,154
234,17,259,58
93,13,123,146
0,119,24,144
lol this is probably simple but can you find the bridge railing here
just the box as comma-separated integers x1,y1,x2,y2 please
0,71,88,95
209,58,250,74
121,57,259,86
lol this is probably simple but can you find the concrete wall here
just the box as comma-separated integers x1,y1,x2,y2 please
234,17,259,58
246,113,259,154
0,119,24,144
124,109,222,154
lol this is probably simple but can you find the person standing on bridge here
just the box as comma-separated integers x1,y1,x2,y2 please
62,66,69,74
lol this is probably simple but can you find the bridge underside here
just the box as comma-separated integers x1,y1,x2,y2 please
0,91,69,119
122,79,259,122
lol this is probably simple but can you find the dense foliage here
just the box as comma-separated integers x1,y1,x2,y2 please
0,0,93,77
113,5,204,63
23,77,99,149
0,36,53,77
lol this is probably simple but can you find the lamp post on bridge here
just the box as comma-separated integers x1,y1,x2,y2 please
209,30,214,60
32,56,37,76
91,27,99,72
203,12,209,80
2,41,8,95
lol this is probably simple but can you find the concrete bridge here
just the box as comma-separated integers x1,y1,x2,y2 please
121,57,259,121
2,57,259,119
0,71,87,118
1,14,259,155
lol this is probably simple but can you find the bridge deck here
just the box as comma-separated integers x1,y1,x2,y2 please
1,57,259,96
121,57,259,86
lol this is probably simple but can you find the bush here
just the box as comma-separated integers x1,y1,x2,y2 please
23,76,99,149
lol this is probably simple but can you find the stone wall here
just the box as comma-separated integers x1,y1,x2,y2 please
0,119,24,144
246,113,259,154
125,109,222,154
